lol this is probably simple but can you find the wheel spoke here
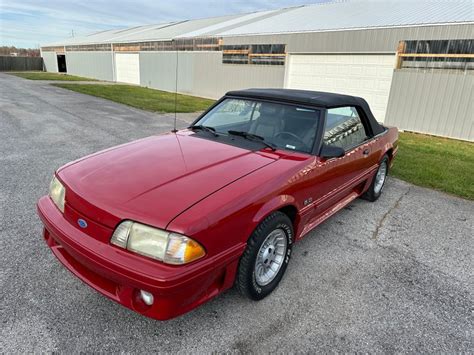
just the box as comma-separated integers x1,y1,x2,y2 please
254,228,288,286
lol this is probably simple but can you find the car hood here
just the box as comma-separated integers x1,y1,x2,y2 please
59,133,277,229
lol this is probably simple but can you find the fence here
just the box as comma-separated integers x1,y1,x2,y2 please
0,56,44,71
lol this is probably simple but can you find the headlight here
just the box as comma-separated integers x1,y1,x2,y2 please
49,176,65,212
110,221,205,265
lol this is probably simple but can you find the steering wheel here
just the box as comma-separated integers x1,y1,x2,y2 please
274,131,308,150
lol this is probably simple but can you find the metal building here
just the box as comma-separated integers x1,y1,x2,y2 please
41,0,474,141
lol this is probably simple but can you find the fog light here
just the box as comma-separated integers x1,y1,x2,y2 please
140,290,154,306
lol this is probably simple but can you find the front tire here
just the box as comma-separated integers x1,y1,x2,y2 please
363,155,389,202
236,211,293,300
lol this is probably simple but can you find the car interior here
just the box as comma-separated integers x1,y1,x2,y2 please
196,99,320,153
248,104,318,150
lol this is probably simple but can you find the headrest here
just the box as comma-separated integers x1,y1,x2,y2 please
258,104,283,123
260,104,280,115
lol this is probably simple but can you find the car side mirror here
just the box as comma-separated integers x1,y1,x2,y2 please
320,144,345,159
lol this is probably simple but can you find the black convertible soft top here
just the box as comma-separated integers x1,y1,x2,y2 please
226,88,385,135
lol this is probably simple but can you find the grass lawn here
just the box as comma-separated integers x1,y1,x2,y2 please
10,71,96,81
391,132,474,200
54,84,215,113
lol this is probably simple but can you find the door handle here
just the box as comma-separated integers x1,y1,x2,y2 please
363,148,370,156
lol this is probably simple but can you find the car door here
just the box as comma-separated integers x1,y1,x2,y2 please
309,106,377,217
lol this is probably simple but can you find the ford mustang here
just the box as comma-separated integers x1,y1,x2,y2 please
37,89,398,320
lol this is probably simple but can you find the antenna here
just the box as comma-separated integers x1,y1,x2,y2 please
172,41,178,133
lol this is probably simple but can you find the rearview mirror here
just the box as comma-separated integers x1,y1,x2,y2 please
320,144,345,159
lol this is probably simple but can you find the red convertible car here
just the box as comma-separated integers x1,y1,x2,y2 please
38,89,398,320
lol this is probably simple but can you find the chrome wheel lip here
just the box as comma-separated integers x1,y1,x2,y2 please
374,161,387,194
254,228,287,287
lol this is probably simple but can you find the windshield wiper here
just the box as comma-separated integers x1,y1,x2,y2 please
227,130,276,151
189,125,218,137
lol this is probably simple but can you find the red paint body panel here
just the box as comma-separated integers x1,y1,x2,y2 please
38,115,398,320
38,196,245,320
59,134,276,230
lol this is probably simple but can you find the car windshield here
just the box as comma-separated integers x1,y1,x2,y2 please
193,98,321,153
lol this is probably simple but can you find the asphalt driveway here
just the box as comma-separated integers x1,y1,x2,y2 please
0,73,472,352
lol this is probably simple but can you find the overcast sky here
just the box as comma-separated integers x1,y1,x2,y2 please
0,0,328,48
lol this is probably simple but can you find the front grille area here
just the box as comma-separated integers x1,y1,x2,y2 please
63,203,114,243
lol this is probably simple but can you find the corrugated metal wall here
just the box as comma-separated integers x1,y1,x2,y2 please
225,24,473,53
42,51,58,72
224,24,474,141
40,23,473,140
385,70,473,141
66,51,114,81
140,51,285,99
140,52,192,93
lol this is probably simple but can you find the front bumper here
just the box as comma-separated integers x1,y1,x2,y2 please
37,196,244,320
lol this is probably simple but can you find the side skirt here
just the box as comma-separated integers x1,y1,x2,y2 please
298,191,359,239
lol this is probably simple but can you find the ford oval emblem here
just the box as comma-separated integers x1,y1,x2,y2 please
77,219,88,229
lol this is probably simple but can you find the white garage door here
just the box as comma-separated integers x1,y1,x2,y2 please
115,53,140,85
285,54,396,122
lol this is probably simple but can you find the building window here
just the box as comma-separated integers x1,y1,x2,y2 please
116,38,221,52
396,39,474,71
222,44,286,65
41,46,65,53
66,44,111,51
59,38,222,53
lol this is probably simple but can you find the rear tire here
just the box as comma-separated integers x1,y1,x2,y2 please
363,155,389,202
236,211,293,300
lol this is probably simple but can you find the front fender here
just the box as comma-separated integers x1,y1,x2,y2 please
252,195,297,224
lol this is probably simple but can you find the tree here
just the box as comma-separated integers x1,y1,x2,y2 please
0,46,40,57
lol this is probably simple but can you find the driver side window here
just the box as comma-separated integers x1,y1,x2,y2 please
324,106,368,151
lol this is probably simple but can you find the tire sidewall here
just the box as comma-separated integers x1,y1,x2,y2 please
373,156,389,198
248,215,293,299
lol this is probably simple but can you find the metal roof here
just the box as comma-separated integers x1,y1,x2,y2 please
44,13,250,46
43,0,474,46
115,14,242,42
174,9,279,38
44,23,174,46
219,0,474,36
218,0,474,36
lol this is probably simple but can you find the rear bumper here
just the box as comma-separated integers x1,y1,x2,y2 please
37,196,244,320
